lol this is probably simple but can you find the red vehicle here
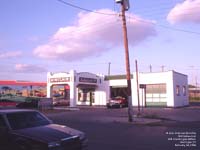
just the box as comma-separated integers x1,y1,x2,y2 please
107,96,128,108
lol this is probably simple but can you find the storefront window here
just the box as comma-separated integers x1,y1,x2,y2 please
78,88,95,103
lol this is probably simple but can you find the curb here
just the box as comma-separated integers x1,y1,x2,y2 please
53,107,80,111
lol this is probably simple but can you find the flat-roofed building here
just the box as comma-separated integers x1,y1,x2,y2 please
47,70,189,108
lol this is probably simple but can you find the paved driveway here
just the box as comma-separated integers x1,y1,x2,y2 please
44,107,200,150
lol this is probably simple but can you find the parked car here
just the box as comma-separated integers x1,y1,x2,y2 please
53,99,70,106
16,100,38,108
0,109,88,150
35,92,46,97
0,99,17,107
107,96,128,108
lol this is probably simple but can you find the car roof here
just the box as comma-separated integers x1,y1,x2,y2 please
0,109,37,114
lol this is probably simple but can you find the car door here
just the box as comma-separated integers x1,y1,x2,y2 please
0,115,10,149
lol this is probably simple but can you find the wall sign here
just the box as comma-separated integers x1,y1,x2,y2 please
79,77,97,83
50,77,70,83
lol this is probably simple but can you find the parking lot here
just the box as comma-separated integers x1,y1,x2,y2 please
44,106,200,150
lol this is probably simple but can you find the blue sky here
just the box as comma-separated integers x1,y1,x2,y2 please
0,0,200,85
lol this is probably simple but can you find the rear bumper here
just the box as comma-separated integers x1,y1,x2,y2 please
107,103,120,108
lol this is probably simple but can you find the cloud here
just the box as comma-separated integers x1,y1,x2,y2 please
33,9,156,61
167,0,200,24
0,51,22,59
15,64,47,73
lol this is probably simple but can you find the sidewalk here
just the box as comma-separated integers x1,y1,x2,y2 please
75,105,200,124
138,107,200,122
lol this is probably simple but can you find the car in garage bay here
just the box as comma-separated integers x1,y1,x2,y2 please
107,96,128,108
0,109,88,150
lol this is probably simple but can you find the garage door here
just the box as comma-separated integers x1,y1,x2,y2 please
145,84,167,107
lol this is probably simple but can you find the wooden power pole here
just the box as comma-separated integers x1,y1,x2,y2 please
116,0,133,122
135,60,140,114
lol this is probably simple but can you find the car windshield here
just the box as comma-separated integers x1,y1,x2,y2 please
7,111,50,130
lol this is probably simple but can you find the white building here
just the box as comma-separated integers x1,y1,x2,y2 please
47,70,189,108
47,70,106,107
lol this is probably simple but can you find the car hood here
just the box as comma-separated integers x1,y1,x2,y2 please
12,124,84,143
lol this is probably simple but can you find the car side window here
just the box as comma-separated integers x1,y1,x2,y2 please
0,115,7,128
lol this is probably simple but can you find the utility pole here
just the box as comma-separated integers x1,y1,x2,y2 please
161,65,165,72
108,62,111,76
135,60,140,114
149,64,152,72
115,0,133,122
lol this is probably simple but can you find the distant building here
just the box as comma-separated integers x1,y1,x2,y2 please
0,80,46,97
47,70,189,107
188,86,200,100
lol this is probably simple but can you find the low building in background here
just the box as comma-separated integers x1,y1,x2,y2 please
47,70,189,108
0,80,47,106
188,85,200,101
0,71,189,108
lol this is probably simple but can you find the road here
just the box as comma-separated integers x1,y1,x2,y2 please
44,107,200,150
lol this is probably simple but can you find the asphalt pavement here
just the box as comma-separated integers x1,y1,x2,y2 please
44,106,200,150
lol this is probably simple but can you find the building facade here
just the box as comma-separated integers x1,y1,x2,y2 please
47,70,189,107
47,70,106,107
132,71,188,107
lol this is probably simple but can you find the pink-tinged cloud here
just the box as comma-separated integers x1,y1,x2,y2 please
15,64,47,73
0,51,22,59
167,0,200,24
33,9,156,61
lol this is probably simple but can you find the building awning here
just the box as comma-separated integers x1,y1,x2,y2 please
77,84,97,89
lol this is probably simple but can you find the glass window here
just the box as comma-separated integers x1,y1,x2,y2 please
146,84,166,94
183,86,186,96
7,112,50,130
176,85,180,96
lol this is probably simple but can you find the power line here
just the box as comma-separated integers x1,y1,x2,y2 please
127,16,200,36
56,0,116,16
156,24,200,35
56,0,200,21
56,0,200,36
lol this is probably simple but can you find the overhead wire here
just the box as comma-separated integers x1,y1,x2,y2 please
127,15,200,36
56,0,200,36
57,0,116,16
4,0,200,74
